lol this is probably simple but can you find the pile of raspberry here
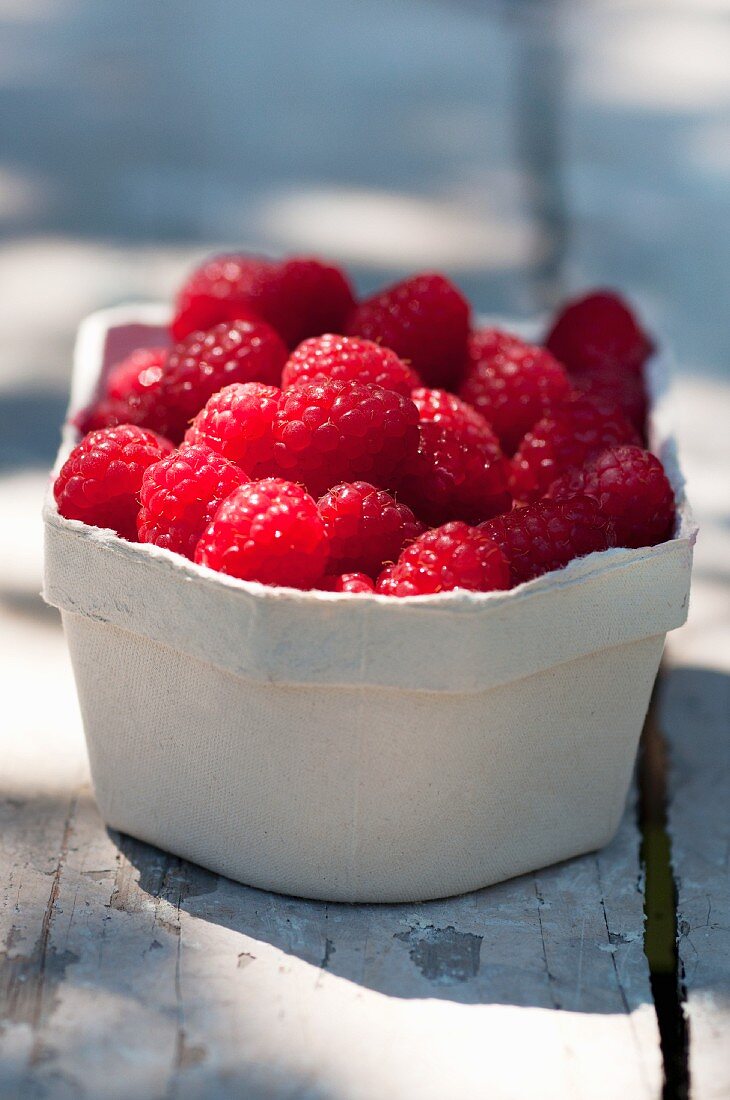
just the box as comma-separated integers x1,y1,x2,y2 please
56,254,676,597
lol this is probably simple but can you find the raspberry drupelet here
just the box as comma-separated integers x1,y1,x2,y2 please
54,424,173,540
480,495,615,586
317,573,376,594
270,378,420,498
545,290,653,376
317,481,424,578
398,421,511,526
459,329,571,454
195,478,329,589
159,319,287,440
347,272,470,389
185,382,282,474
410,387,502,450
172,254,355,347
137,443,248,559
510,394,640,502
375,522,510,597
282,334,420,397
548,444,675,548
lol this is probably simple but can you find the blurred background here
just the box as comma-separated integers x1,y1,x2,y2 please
1,0,729,756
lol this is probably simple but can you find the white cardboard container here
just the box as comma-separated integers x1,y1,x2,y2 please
43,305,696,903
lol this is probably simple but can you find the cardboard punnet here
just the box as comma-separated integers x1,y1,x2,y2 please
43,306,696,902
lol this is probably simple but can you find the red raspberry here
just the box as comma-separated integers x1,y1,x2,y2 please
572,367,648,435
546,290,653,376
411,387,501,450
317,481,424,577
480,495,615,586
346,272,470,389
185,382,282,474
194,478,328,589
74,390,173,438
548,445,675,549
375,522,510,597
106,347,167,400
398,421,511,526
459,329,571,453
510,394,640,501
54,425,173,540
172,254,355,347
160,319,287,439
270,379,420,498
318,572,375,594
282,334,420,397
137,443,248,559
171,254,271,341
75,347,170,437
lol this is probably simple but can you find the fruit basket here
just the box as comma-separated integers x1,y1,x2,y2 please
43,280,695,903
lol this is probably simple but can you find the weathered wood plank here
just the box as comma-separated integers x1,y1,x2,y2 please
1,729,662,1099
662,657,730,1100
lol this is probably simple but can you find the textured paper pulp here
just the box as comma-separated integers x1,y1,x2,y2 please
43,307,697,902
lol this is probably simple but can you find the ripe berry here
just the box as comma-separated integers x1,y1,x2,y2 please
572,367,648,435
318,573,375,594
510,394,640,501
347,272,470,389
546,290,653,376
195,478,328,589
459,329,570,453
270,379,420,498
548,445,675,548
317,481,423,577
75,347,170,436
137,443,248,559
375,522,510,597
171,254,271,341
172,254,355,347
480,495,616,585
411,387,501,450
399,421,511,526
54,425,173,540
160,319,287,439
106,347,167,400
185,382,282,474
282,334,420,397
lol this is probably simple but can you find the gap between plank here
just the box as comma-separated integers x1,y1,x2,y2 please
638,682,690,1100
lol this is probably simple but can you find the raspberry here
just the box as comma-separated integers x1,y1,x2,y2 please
480,495,615,586
171,254,271,341
270,379,420,498
546,290,653,376
510,394,640,501
160,319,287,439
74,390,173,438
106,347,167,400
75,347,170,437
459,329,571,453
317,481,424,577
54,424,173,540
411,387,501,450
318,572,375,594
375,522,510,597
398,421,511,526
548,445,675,549
282,334,420,397
185,383,282,474
137,443,248,559
172,254,355,347
194,478,328,589
346,272,470,389
572,367,648,435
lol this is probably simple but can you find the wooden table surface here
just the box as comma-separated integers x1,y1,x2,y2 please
1,2,729,1096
